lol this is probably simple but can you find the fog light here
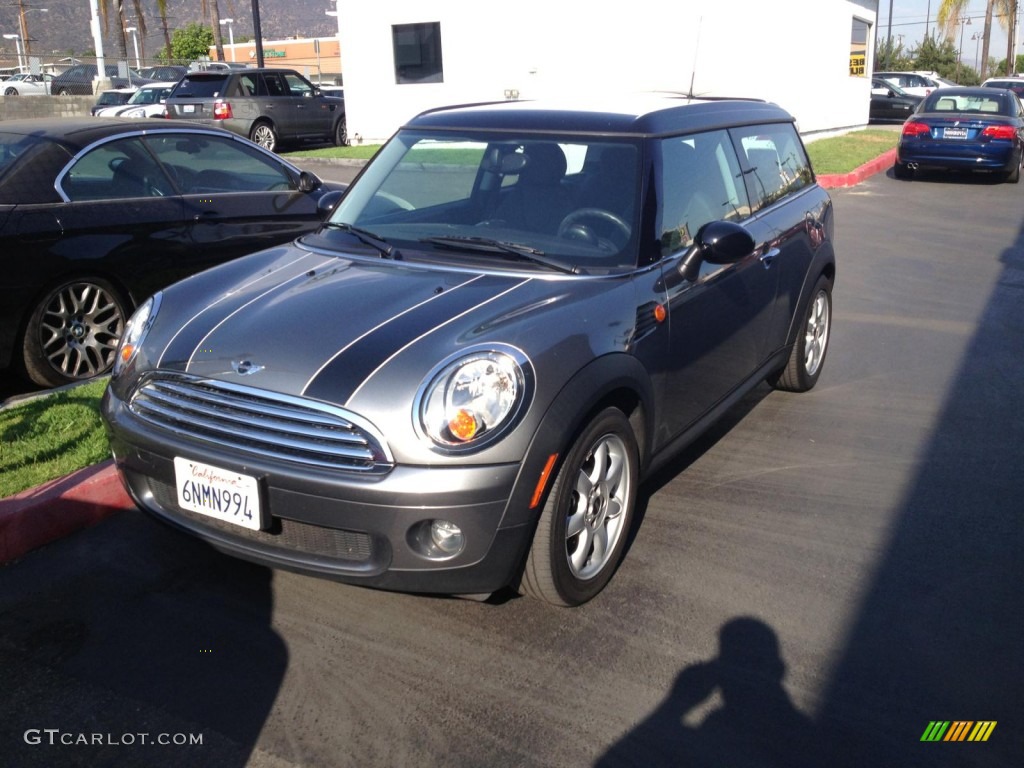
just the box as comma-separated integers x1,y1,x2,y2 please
430,520,465,555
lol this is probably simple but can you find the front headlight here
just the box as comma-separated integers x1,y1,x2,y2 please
417,346,532,449
112,292,161,377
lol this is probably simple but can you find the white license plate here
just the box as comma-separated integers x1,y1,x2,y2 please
183,104,195,113
944,127,968,139
173,458,261,530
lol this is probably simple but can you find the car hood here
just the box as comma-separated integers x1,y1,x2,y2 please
148,242,614,410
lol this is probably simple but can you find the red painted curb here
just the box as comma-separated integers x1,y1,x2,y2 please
0,459,135,564
817,149,898,189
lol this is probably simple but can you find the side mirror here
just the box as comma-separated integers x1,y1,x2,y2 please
317,189,345,216
697,220,756,265
675,220,756,282
298,170,323,194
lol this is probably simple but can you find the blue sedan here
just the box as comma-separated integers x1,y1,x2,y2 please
894,86,1024,182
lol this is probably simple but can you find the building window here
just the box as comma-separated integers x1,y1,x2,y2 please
850,18,869,77
392,22,444,84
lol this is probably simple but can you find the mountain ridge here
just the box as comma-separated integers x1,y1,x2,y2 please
0,0,332,64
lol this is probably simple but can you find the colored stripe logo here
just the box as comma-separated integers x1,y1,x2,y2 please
920,721,996,742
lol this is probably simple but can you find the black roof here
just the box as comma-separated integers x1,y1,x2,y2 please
405,96,796,138
0,118,248,151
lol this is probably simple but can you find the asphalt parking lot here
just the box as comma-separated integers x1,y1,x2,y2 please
1,166,1021,767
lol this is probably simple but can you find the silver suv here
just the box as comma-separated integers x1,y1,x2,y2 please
164,67,346,151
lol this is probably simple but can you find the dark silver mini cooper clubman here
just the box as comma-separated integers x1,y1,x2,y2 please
103,96,836,606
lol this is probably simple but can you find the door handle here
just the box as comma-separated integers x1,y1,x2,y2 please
759,247,780,269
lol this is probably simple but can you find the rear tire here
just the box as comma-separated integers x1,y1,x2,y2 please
770,274,832,393
22,278,128,388
519,407,638,606
334,117,348,147
893,161,914,180
1006,155,1021,184
250,121,278,152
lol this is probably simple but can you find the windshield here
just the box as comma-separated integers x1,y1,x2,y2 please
326,130,642,272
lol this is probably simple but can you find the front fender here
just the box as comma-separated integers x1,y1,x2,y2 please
498,352,655,529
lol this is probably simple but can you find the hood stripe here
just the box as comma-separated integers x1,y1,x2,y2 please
344,278,530,405
157,252,330,368
302,274,522,405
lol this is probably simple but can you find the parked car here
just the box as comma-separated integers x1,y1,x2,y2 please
981,76,1024,97
50,64,153,96
103,96,836,607
1,72,53,96
0,118,344,387
164,67,347,152
91,88,136,115
138,64,188,82
874,71,942,98
895,86,1024,182
93,82,177,118
870,77,922,123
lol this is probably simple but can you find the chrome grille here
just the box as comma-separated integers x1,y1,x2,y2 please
129,374,393,472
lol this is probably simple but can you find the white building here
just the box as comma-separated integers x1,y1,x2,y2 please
336,0,879,145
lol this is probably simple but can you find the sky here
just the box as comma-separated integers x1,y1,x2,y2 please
879,1,1019,69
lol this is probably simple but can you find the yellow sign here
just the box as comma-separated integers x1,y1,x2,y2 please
850,53,866,77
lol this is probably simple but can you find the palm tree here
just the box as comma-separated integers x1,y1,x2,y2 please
940,0,1019,78
201,0,225,61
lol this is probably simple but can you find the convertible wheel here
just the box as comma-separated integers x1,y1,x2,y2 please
770,274,832,393
4,87,17,96
250,121,278,152
22,279,128,388
520,407,638,606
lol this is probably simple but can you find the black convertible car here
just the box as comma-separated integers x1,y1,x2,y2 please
0,118,342,387
103,97,836,606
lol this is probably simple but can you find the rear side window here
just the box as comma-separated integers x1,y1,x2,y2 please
171,75,231,98
731,123,812,211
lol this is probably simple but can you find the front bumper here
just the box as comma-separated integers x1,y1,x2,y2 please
103,389,534,595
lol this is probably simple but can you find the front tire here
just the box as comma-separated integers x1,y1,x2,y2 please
250,121,278,152
770,274,832,393
520,408,639,606
4,87,17,96
22,278,128,388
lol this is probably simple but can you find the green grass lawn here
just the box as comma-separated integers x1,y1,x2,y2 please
0,129,895,498
0,378,110,498
804,128,899,175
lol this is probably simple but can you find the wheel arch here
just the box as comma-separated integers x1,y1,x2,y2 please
498,352,654,531
782,247,835,351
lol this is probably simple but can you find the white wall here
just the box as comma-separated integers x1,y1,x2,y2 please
338,0,878,145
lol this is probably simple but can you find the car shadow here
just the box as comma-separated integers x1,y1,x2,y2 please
0,510,287,766
888,166,1013,185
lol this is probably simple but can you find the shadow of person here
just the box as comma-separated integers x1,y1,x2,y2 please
597,617,820,768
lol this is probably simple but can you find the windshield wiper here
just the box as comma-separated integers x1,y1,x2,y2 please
423,236,579,274
325,222,402,260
